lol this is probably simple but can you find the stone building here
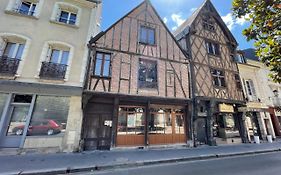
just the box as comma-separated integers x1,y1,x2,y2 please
174,0,246,145
82,0,192,150
0,0,101,152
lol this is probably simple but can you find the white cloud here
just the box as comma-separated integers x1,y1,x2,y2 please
172,26,178,31
222,13,235,30
190,8,197,13
171,13,185,27
163,17,168,24
222,13,250,31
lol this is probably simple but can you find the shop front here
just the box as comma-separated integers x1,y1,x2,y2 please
82,94,191,150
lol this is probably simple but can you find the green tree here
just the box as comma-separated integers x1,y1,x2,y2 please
232,0,281,83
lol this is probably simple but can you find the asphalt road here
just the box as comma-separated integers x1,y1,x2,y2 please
76,152,281,175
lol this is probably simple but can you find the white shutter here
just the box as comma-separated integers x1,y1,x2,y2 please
46,45,52,62
0,38,7,57
14,0,22,10
249,80,257,101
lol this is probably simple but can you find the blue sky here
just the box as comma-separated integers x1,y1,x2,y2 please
101,0,254,50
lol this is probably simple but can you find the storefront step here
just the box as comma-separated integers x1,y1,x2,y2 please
111,143,191,151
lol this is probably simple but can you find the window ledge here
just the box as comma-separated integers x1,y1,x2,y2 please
5,10,39,20
214,86,227,90
139,42,157,47
208,53,221,58
49,19,79,29
35,76,66,83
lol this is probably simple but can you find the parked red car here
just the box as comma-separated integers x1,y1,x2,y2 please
12,119,61,136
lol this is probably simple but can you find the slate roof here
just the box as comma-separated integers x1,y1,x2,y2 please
242,48,260,61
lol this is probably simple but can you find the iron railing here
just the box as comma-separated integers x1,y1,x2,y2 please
0,56,20,76
39,61,67,80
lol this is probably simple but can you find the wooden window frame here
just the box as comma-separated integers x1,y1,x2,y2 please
211,68,226,88
206,40,220,57
138,58,158,89
93,52,112,78
139,26,156,46
202,19,215,32
234,74,242,90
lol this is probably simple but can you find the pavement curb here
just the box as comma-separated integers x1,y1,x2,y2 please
15,148,281,175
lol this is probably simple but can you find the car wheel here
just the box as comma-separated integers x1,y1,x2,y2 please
47,129,54,135
15,129,23,136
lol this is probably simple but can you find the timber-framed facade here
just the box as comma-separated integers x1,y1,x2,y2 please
82,0,191,150
174,0,246,146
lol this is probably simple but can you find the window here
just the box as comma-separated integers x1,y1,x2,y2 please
139,26,155,45
138,59,158,89
149,109,172,135
28,96,69,136
206,41,220,56
94,52,111,77
17,0,37,16
58,11,77,25
167,71,174,86
211,69,226,87
2,42,25,59
49,49,69,65
235,53,246,63
245,80,257,101
235,74,242,90
117,107,145,135
202,19,215,31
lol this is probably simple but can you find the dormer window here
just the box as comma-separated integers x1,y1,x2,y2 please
202,18,215,31
139,26,155,45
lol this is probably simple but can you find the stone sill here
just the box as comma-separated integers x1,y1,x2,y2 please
5,10,39,20
49,20,79,29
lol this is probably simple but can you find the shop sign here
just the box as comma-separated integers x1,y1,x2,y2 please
247,102,268,109
219,103,234,113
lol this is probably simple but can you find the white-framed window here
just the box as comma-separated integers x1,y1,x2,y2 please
51,2,81,27
5,0,43,18
245,79,258,101
2,42,25,59
37,41,74,81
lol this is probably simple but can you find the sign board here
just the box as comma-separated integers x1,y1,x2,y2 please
104,120,112,127
247,102,268,109
219,103,234,113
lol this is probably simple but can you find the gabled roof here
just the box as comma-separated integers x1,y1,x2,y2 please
173,0,238,46
89,0,189,58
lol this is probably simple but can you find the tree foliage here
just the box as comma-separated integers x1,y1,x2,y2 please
232,0,281,83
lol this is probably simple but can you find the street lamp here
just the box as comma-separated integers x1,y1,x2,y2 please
273,90,279,97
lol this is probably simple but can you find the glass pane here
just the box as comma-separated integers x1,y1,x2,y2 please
59,11,69,23
94,53,103,76
15,44,25,59
30,4,36,15
0,93,8,121
140,27,147,43
3,43,16,58
60,51,69,65
175,115,185,134
135,112,145,135
7,105,29,136
165,113,172,134
103,58,110,77
138,59,158,89
13,94,32,103
149,113,165,134
69,13,77,25
118,110,127,135
19,1,31,15
148,29,155,45
50,49,60,63
28,96,69,136
127,113,136,134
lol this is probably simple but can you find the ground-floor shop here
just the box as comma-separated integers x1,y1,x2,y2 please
194,98,246,146
81,93,192,150
239,102,276,143
269,107,281,137
0,81,83,153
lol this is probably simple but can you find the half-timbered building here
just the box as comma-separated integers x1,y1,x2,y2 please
83,0,191,150
174,0,246,145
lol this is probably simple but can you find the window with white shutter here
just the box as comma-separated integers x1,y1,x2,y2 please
245,79,257,101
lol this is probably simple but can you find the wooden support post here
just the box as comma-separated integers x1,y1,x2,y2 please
111,97,119,148
145,100,150,146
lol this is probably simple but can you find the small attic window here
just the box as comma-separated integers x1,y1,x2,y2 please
202,18,215,31
139,26,156,45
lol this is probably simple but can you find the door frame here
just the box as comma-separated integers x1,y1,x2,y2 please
0,93,36,148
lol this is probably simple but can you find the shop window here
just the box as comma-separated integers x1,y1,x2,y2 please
94,52,111,77
149,109,172,134
235,74,242,90
211,69,226,87
139,26,155,45
138,59,158,89
206,41,220,56
117,107,145,135
0,93,8,120
175,114,185,134
28,96,69,136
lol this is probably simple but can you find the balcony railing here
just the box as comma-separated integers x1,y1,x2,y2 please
0,56,20,76
272,97,281,107
39,61,67,80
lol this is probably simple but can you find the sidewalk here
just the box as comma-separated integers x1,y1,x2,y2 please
1,142,281,175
